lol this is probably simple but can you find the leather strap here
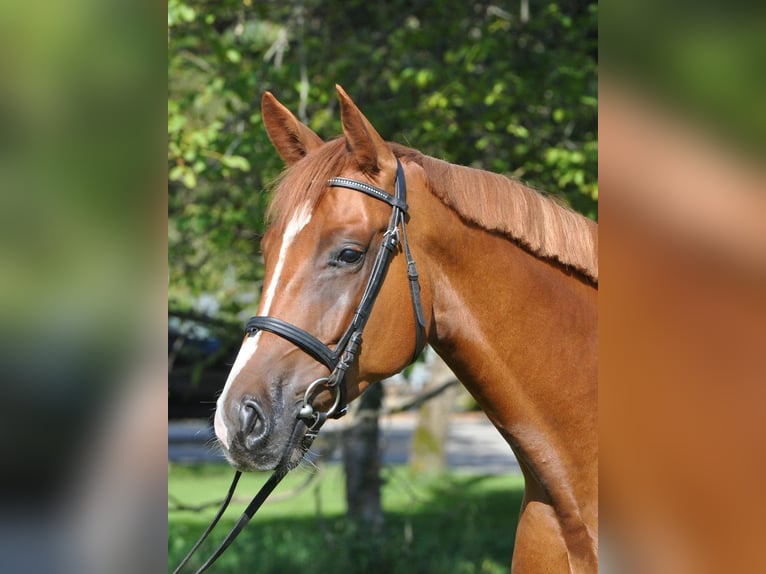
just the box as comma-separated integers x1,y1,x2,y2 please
190,470,285,573
177,419,316,574
400,212,427,361
327,176,408,211
171,471,242,574
245,316,337,371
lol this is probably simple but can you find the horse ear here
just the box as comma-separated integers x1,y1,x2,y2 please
336,84,396,174
261,92,323,165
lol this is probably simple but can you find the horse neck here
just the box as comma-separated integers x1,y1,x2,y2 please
412,175,598,515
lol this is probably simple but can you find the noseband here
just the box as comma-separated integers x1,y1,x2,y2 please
174,158,426,574
246,158,426,435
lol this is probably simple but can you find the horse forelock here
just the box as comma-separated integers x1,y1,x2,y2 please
266,138,349,230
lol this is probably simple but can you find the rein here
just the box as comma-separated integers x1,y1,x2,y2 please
173,158,426,573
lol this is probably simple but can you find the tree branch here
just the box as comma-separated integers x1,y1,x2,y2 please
383,379,460,415
168,469,321,513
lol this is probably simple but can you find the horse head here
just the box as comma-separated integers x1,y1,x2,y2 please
214,86,431,471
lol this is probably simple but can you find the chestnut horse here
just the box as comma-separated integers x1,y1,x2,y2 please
214,86,598,572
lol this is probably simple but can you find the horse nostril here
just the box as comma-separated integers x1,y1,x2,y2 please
239,399,266,440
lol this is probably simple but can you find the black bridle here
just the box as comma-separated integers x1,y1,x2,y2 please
173,158,426,573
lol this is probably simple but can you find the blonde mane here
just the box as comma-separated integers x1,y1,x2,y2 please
413,150,598,283
267,139,598,283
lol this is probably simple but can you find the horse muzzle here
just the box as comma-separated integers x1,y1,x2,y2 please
215,394,301,471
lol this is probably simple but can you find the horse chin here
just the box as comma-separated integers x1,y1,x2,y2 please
280,441,310,472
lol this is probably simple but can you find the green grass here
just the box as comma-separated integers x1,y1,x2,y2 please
169,463,524,573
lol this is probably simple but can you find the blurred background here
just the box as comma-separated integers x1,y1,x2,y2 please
0,0,762,571
0,0,164,572
600,2,766,573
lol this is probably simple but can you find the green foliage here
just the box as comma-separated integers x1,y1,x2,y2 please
168,1,597,319
169,463,525,573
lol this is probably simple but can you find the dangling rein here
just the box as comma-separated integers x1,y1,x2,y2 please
172,160,425,573
172,420,313,574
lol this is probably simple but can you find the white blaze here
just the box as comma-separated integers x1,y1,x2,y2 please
214,202,313,447
259,202,313,316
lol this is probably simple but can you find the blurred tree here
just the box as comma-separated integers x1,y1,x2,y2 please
342,383,385,532
410,350,459,476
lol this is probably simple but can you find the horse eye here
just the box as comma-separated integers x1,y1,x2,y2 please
337,248,364,264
